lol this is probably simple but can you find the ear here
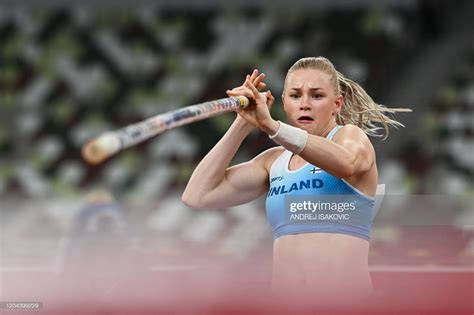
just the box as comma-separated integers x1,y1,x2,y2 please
333,95,343,115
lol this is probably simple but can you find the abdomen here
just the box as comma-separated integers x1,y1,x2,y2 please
271,233,372,303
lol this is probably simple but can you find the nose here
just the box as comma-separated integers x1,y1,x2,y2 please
299,95,311,111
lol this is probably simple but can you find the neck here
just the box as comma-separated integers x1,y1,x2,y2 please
319,121,338,138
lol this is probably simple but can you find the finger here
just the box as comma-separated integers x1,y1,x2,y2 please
237,86,254,97
249,69,259,82
227,86,253,98
266,90,275,107
257,82,266,90
252,73,265,88
247,76,263,95
244,77,260,98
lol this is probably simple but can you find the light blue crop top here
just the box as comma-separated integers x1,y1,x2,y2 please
265,126,375,241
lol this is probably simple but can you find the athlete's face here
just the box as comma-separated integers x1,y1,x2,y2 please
282,68,342,136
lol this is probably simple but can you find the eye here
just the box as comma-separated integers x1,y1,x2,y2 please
289,94,300,99
312,94,323,99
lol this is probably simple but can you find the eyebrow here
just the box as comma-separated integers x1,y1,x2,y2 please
289,87,324,91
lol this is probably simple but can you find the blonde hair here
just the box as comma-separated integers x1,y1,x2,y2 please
284,56,411,139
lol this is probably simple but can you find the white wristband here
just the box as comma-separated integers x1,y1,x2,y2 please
269,121,308,154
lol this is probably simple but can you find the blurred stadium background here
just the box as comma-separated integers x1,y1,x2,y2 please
0,0,473,313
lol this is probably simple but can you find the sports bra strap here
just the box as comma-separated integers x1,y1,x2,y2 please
326,125,342,140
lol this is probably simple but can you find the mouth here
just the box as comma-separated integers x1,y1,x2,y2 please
296,116,315,124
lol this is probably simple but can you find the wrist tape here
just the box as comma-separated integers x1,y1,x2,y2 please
268,121,308,154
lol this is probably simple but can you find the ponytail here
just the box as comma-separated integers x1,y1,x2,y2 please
336,71,411,139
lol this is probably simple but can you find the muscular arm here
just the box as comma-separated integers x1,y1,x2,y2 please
182,69,276,208
181,117,272,209
299,124,375,179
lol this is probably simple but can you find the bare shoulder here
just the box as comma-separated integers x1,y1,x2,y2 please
252,146,286,171
334,124,373,145
333,124,375,159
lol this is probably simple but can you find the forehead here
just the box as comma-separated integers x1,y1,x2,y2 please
286,68,333,89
